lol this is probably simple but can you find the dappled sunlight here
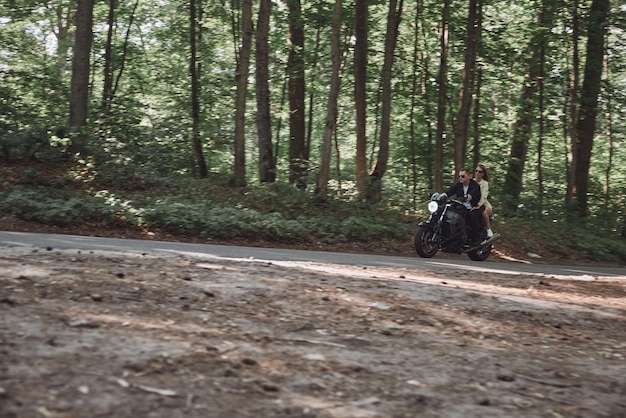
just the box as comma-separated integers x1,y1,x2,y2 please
74,311,225,337
257,259,626,314
2,240,625,418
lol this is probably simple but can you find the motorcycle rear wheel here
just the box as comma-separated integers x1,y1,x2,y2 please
414,225,439,258
468,244,492,261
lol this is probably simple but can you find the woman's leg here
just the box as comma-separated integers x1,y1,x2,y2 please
482,207,490,229
482,206,493,236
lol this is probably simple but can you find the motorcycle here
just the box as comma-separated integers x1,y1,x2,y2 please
414,193,500,261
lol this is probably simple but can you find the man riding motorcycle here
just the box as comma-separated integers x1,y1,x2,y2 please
433,168,485,247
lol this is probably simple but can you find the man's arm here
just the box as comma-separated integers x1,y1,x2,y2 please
467,181,481,206
443,183,458,198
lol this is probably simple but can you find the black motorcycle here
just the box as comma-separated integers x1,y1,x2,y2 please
414,194,500,261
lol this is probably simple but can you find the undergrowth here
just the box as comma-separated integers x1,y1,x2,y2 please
0,163,625,264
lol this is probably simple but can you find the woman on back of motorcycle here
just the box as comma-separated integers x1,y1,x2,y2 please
474,164,494,238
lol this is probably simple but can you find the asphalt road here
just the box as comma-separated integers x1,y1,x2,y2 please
0,231,624,279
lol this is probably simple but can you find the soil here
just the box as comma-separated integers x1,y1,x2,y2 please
1,158,625,417
1,221,625,417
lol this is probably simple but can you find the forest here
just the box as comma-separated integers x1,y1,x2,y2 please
1,0,625,262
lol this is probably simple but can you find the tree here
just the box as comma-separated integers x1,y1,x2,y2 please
471,64,482,171
315,0,343,200
68,0,94,154
501,0,557,215
434,0,450,190
49,2,75,78
255,0,275,183
101,0,116,117
231,0,253,187
287,0,307,189
190,0,207,177
573,0,610,216
354,0,368,196
565,0,581,206
366,0,404,203
100,0,139,120
453,0,480,174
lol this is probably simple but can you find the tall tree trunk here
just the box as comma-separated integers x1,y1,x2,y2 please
366,0,403,203
51,4,75,78
256,0,275,183
537,32,546,215
307,28,321,160
471,65,482,170
354,0,368,196
287,0,307,189
68,0,94,154
418,1,435,193
453,0,480,174
102,0,139,117
315,0,343,200
573,0,610,216
502,0,556,215
409,0,422,210
190,0,207,177
602,44,613,207
101,0,116,117
434,0,450,190
273,78,288,167
231,0,253,187
565,0,580,206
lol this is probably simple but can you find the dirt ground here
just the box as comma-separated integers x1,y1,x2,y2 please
1,238,625,418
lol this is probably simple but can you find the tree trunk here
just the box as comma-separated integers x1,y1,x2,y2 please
287,0,307,189
190,0,207,178
471,65,482,170
354,0,368,196
52,4,75,78
602,45,613,207
307,28,321,161
100,0,115,117
231,0,253,187
453,0,480,174
256,0,275,183
68,0,94,154
366,0,403,203
109,0,139,115
434,0,450,190
315,0,343,201
409,0,421,210
573,0,610,216
537,31,546,215
502,0,556,215
565,0,580,206
417,0,435,193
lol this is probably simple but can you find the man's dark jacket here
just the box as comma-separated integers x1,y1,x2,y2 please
444,179,481,207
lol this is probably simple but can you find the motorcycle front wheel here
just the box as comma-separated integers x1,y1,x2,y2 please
468,244,492,261
414,225,439,258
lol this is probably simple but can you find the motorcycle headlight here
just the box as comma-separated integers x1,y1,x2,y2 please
428,201,439,213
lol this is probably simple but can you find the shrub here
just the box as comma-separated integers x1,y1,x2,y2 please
0,189,131,226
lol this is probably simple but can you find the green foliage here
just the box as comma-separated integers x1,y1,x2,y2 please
141,201,307,241
139,184,410,244
497,217,626,264
0,189,133,227
0,166,624,264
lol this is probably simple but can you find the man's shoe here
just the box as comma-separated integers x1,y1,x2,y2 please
487,229,494,238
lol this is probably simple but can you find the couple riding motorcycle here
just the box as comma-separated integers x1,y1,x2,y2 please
432,168,486,249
